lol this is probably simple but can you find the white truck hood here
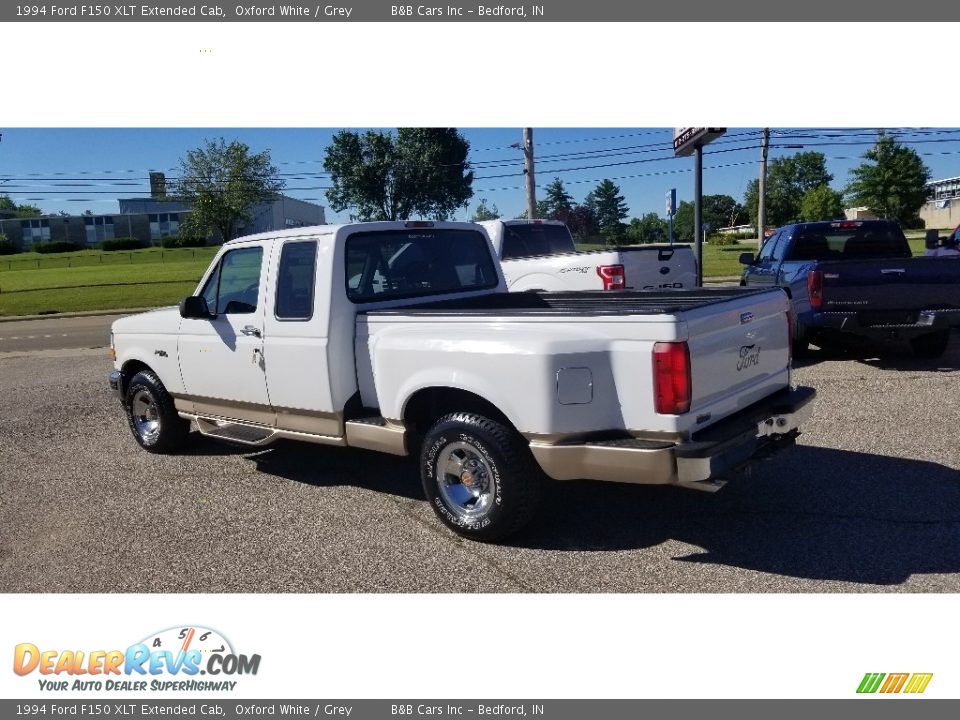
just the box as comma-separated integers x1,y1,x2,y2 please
112,306,182,336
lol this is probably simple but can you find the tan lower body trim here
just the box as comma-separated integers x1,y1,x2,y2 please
173,394,342,435
529,441,678,485
344,419,408,456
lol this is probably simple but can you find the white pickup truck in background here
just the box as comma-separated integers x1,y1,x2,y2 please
109,221,814,541
479,219,697,292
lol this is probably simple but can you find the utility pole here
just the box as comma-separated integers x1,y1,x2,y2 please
523,128,536,219
693,145,703,286
758,127,770,248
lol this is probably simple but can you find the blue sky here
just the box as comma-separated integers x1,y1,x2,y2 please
2,128,959,223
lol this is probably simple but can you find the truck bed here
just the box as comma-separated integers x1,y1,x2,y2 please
363,287,778,317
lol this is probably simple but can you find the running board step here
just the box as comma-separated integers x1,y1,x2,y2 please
195,418,277,446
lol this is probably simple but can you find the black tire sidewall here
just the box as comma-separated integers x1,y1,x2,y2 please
125,371,183,452
421,417,511,538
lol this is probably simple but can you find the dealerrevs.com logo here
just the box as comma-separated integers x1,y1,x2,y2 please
857,673,933,695
13,626,261,692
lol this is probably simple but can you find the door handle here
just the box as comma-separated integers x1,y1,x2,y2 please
241,325,262,337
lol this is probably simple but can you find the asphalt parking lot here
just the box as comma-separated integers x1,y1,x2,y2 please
1,330,959,593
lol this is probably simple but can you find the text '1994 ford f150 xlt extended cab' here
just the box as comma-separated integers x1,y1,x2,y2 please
110,221,815,541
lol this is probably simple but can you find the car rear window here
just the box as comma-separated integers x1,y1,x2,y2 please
345,229,499,303
785,224,912,261
500,223,576,259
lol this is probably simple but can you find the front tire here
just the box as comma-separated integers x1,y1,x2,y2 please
124,370,189,453
420,412,542,542
910,330,950,359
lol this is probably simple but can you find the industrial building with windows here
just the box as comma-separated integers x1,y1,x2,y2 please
919,176,960,230
0,172,326,251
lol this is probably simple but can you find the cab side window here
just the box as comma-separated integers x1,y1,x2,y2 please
199,246,264,315
275,241,317,320
757,232,781,262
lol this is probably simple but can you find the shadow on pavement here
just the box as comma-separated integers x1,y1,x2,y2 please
793,329,960,372
508,445,960,586
224,434,960,587
246,439,424,501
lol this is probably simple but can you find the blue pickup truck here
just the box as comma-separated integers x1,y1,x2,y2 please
739,219,960,357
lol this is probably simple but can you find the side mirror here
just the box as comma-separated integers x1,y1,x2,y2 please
179,295,212,319
738,252,756,266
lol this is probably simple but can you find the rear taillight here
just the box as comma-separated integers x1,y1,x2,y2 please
807,270,823,311
597,264,625,290
653,341,691,415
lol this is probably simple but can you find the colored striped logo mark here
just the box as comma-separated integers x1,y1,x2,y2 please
857,672,933,694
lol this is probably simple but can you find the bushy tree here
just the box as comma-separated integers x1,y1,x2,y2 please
799,185,844,222
744,151,832,228
471,198,500,221
625,213,668,244
554,204,599,243
514,200,550,220
0,195,41,218
175,138,284,242
845,132,931,224
324,128,473,221
702,194,748,231
673,201,695,242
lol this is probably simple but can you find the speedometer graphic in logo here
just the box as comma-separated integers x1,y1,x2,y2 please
139,626,234,658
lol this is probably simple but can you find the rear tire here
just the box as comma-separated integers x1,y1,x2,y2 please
125,370,189,453
910,330,950,359
420,412,542,542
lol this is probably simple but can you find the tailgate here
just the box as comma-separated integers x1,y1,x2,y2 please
617,245,697,290
682,290,791,432
817,257,960,316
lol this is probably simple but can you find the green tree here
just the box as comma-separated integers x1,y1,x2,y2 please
174,138,284,242
586,179,629,242
555,204,598,243
673,201,695,242
799,185,844,222
845,132,931,224
702,194,748,231
471,198,500,221
625,212,668,244
0,195,42,218
324,128,473,221
514,200,550,220
542,177,573,218
744,151,832,228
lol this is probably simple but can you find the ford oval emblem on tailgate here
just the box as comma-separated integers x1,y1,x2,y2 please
740,312,754,324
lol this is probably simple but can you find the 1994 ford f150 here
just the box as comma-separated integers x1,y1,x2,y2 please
109,221,815,541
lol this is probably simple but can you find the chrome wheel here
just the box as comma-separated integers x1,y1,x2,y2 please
437,441,495,521
131,389,161,443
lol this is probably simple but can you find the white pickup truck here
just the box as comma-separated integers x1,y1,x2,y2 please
109,221,814,541
479,219,697,292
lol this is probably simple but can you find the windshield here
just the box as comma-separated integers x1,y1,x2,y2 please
345,229,499,303
785,224,911,261
500,223,576,259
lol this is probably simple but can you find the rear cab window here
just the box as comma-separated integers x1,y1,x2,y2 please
345,229,498,303
500,223,576,259
785,222,912,261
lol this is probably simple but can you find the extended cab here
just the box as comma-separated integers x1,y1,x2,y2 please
740,219,960,357
110,221,814,541
479,219,697,292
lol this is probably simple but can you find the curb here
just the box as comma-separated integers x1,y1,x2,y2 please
0,307,159,323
